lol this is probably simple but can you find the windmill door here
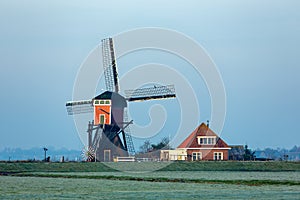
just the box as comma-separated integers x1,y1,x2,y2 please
99,114,105,124
104,150,111,162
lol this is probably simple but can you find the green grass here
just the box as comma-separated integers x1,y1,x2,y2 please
13,172,300,186
1,161,299,173
1,176,299,200
1,162,300,199
1,161,299,187
0,162,115,173
161,161,300,171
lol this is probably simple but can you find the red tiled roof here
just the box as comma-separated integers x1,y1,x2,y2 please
177,123,229,148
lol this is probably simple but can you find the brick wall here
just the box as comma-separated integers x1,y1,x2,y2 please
187,149,229,161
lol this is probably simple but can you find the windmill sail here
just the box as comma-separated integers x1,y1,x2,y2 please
123,108,135,155
124,84,176,102
65,100,93,115
92,125,103,151
102,38,120,93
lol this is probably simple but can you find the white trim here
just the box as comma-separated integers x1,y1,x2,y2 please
94,105,96,120
108,106,111,124
116,157,135,162
93,99,111,105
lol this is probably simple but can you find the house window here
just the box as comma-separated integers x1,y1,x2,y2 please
208,138,212,144
214,152,223,160
198,136,216,145
94,100,99,105
105,100,110,104
100,100,105,104
192,152,202,161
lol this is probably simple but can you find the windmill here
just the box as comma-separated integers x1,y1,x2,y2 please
66,38,176,162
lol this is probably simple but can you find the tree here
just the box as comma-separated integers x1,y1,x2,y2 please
139,140,151,153
151,137,170,151
139,137,171,154
243,145,255,161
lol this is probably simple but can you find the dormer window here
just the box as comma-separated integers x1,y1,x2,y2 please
197,136,216,145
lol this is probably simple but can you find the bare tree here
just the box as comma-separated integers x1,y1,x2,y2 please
139,140,152,153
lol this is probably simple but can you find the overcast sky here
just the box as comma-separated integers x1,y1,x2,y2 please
0,0,299,151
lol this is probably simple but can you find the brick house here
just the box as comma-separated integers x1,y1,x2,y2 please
161,122,231,161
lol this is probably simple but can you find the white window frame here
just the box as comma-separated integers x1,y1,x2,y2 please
192,152,202,161
213,152,223,160
197,136,216,145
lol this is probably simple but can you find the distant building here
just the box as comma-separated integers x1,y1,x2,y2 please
160,149,187,161
161,122,231,161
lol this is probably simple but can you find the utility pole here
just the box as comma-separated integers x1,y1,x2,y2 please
43,147,48,162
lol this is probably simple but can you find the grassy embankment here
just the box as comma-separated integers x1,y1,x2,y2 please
0,161,299,173
1,161,299,186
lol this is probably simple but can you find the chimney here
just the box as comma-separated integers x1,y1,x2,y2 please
206,120,209,127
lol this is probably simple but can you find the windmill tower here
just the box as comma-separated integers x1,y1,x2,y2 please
66,38,176,162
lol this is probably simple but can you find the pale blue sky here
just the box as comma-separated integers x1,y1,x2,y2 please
0,0,299,150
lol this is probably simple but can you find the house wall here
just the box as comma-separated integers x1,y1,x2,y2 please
186,149,229,161
160,149,187,161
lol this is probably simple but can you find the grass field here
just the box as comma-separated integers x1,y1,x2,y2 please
1,161,300,172
1,175,299,200
0,161,300,199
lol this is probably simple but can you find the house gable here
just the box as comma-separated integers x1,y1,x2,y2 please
178,123,229,149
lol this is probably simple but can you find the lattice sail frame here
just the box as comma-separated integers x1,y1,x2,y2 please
102,38,119,93
66,100,93,115
124,84,176,102
123,108,135,155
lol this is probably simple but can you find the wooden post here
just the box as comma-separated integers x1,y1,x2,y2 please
88,121,92,149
